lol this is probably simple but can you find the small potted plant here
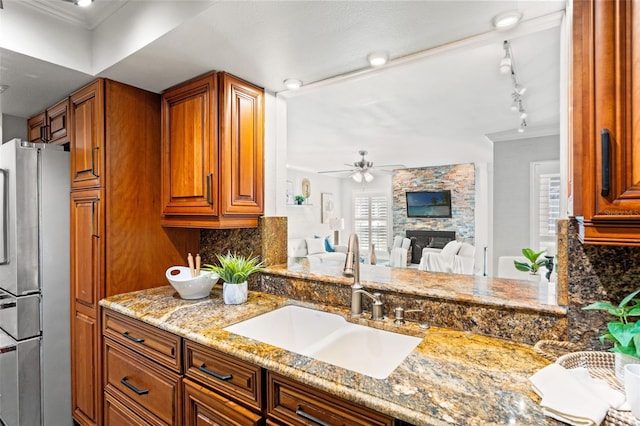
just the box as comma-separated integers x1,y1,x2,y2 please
204,252,264,305
513,248,548,282
583,289,640,379
294,194,305,205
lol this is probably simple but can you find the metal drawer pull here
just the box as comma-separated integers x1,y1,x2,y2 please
199,364,232,381
295,405,331,426
0,346,17,354
120,377,149,395
122,331,144,343
601,128,611,197
206,173,213,205
0,302,16,309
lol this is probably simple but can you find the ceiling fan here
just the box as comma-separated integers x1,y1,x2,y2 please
318,150,404,183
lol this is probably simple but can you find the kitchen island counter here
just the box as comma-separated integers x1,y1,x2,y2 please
100,286,558,425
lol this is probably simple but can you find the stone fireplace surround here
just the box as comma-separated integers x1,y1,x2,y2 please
405,230,456,264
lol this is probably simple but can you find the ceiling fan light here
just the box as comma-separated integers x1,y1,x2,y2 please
363,172,374,183
283,79,302,90
367,51,388,67
351,171,363,183
492,11,522,30
499,57,512,74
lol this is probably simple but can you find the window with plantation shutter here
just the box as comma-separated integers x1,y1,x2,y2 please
530,161,560,255
353,193,389,253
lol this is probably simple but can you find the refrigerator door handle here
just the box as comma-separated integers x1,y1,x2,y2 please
0,168,8,265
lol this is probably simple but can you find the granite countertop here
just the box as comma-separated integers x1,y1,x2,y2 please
265,258,566,315
100,285,559,425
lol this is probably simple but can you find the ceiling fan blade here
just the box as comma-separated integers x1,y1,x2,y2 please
318,169,353,174
376,164,406,169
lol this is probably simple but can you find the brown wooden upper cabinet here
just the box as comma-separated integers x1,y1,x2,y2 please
70,80,105,190
572,0,640,246
27,98,70,145
161,72,264,229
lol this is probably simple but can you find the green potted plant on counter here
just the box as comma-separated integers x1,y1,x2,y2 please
583,288,640,379
204,252,264,305
513,248,548,282
294,194,305,205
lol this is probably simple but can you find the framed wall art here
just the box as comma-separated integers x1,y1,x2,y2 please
321,192,335,224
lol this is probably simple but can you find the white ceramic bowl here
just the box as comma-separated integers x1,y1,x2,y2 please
165,266,219,299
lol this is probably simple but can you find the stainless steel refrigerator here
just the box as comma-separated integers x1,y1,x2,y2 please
0,139,71,426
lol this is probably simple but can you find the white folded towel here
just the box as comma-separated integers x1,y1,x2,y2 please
530,363,625,426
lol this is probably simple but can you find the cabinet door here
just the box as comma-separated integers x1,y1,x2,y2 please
219,73,264,216
161,74,218,216
71,189,103,309
27,112,46,143
47,97,71,145
72,307,101,426
183,379,262,426
71,79,104,189
573,0,640,244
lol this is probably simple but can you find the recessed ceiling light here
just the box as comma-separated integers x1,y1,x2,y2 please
76,0,93,7
492,11,522,30
283,79,302,90
367,51,389,67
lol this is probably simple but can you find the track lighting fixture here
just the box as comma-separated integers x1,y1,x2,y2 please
501,40,529,132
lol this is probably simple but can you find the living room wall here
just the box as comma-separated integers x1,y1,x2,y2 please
392,163,476,244
286,167,343,241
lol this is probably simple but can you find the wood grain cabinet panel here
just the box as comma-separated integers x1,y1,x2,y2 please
573,0,640,245
104,339,182,425
104,392,151,426
71,189,103,309
161,72,264,229
27,112,46,143
267,372,394,426
46,97,71,145
184,339,263,411
183,379,263,426
72,309,100,426
103,310,182,373
70,80,104,189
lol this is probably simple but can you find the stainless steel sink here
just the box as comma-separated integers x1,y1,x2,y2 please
224,305,421,379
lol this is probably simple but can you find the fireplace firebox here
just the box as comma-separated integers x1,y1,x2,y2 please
405,230,456,264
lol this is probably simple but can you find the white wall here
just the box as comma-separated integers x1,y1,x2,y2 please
286,168,343,240
1,114,27,143
493,134,560,273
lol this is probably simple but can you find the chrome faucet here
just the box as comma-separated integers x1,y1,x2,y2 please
343,233,363,317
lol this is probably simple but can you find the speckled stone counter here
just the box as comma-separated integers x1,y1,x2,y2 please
100,286,559,426
259,258,567,345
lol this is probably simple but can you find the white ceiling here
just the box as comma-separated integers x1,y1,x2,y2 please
0,0,566,171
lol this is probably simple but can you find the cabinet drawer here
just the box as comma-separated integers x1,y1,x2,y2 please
183,378,262,426
104,391,155,426
267,372,394,426
184,339,263,411
103,309,182,373
104,339,182,425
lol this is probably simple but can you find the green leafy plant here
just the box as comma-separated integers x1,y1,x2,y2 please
513,248,548,274
583,289,640,358
203,252,265,284
294,194,305,204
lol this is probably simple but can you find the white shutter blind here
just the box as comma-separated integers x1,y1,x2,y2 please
538,173,560,252
353,193,389,252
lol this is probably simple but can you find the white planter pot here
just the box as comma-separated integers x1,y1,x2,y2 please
528,273,541,283
223,281,248,305
615,352,640,381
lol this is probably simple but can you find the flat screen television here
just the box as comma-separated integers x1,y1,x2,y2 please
406,190,452,218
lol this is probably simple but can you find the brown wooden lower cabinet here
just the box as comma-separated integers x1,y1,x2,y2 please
104,338,182,425
104,391,150,426
266,372,394,426
183,378,263,425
